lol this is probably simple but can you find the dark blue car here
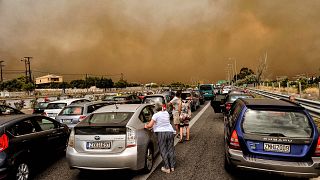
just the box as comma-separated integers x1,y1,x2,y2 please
224,98,320,178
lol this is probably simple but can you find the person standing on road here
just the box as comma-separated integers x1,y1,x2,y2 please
169,90,182,137
145,102,176,173
179,97,192,143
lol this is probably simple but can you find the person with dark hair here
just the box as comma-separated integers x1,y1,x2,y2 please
168,90,182,138
145,102,176,173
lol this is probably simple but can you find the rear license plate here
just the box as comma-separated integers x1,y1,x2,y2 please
61,119,72,124
48,113,57,117
86,141,112,149
264,143,290,153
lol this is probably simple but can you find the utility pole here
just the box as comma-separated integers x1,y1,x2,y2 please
0,60,4,82
120,73,124,81
21,57,32,83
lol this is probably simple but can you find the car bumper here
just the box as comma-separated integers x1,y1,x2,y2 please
227,149,320,178
0,167,8,179
203,94,214,99
66,146,138,170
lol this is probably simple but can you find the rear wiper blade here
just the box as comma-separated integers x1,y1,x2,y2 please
267,133,286,137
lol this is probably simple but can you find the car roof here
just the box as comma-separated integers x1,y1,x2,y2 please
240,98,304,110
144,94,165,98
0,114,37,126
94,104,147,113
48,98,88,104
64,101,109,107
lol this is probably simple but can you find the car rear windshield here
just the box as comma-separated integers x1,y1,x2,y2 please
144,97,165,104
59,106,83,115
84,112,134,124
200,85,212,91
46,103,67,109
113,97,127,101
35,102,49,109
242,109,312,138
229,95,252,102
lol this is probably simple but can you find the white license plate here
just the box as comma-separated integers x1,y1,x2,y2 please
61,119,72,124
264,143,290,153
86,141,112,149
48,113,57,117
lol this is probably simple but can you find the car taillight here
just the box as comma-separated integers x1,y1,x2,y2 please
314,137,320,156
162,104,167,110
68,129,75,148
43,112,48,116
0,134,9,152
126,127,136,148
226,103,232,111
79,115,86,121
229,130,241,150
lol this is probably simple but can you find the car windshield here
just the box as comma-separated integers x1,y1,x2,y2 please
85,112,134,124
144,97,165,104
35,102,49,109
229,95,253,102
242,109,312,138
103,96,115,101
200,85,212,91
46,103,67,109
59,106,83,115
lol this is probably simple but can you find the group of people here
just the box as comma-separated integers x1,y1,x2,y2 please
144,90,192,174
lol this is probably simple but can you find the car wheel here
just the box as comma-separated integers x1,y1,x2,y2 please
15,161,30,180
142,145,154,173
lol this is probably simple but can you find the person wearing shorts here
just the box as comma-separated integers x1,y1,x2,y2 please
169,90,182,137
179,98,191,143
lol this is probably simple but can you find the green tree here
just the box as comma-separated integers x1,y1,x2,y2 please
96,78,114,91
114,80,128,88
22,83,35,92
70,79,86,88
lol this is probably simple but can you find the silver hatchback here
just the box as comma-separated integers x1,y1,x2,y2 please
66,104,159,173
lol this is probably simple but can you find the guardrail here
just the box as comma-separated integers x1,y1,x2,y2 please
249,88,320,118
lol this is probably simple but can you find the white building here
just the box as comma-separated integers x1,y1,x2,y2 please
35,74,63,85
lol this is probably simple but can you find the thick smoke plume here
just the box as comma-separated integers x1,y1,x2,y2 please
1,0,320,83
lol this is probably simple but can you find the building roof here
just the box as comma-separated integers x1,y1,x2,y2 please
36,74,62,79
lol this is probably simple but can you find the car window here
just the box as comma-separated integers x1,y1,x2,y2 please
142,107,153,122
46,103,67,109
229,103,242,128
242,110,312,138
59,106,83,115
8,119,36,136
85,112,133,124
144,97,165,104
139,113,146,123
34,117,58,131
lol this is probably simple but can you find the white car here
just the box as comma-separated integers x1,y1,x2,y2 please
44,98,90,119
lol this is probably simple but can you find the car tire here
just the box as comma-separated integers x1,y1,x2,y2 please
14,160,30,180
142,145,154,173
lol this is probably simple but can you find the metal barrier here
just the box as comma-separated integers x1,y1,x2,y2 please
249,88,320,118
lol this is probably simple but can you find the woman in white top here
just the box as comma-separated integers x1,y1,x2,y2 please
145,102,176,173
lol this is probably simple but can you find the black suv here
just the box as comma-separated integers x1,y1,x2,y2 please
0,115,70,179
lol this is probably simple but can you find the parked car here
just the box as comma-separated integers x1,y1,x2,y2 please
181,91,200,111
221,92,254,113
221,86,232,94
107,94,142,104
66,104,159,173
199,84,215,100
44,98,90,119
0,115,70,179
33,102,49,114
224,98,320,178
0,105,24,116
194,90,205,105
142,94,173,117
56,101,112,129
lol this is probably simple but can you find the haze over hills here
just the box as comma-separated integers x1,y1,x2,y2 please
1,0,320,83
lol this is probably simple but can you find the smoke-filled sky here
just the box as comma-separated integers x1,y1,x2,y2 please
1,0,320,83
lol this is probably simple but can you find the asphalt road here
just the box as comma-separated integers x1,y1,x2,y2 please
32,102,311,180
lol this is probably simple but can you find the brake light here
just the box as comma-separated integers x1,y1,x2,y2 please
162,104,167,110
229,130,241,150
314,137,320,156
0,134,9,152
126,127,136,148
43,112,48,117
79,115,87,121
226,103,232,111
68,129,75,148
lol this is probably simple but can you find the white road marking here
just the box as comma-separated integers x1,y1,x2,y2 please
133,102,211,180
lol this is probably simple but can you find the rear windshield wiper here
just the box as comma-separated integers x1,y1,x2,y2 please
267,133,286,137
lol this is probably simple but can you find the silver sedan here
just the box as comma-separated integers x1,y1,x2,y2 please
66,104,159,173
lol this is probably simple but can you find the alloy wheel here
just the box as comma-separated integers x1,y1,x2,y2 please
16,163,29,180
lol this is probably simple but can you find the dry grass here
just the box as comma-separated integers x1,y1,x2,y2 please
257,86,319,100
